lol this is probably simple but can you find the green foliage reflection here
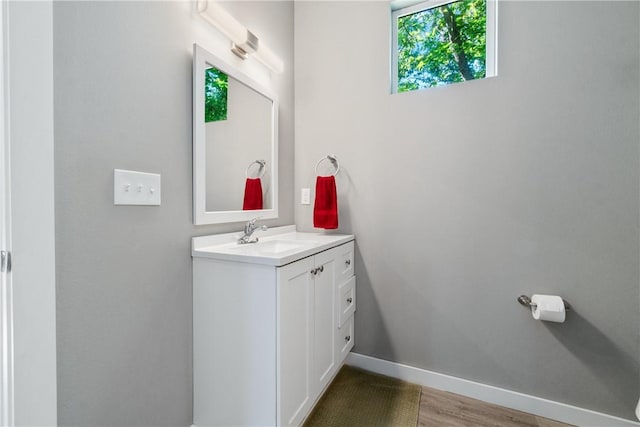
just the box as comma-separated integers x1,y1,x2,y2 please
397,0,486,92
205,67,228,122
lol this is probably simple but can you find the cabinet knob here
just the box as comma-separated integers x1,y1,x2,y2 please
345,335,351,342
319,265,324,273
346,297,353,304
310,268,317,275
345,259,351,266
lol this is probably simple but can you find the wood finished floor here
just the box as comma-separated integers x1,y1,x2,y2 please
419,387,574,427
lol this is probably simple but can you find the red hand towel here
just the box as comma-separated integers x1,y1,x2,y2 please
243,178,263,210
313,176,338,229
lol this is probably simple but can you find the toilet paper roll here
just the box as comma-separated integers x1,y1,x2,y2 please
531,294,566,323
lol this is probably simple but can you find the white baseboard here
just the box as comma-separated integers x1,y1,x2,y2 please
347,352,640,427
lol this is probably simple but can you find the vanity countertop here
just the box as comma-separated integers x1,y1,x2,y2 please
192,225,354,267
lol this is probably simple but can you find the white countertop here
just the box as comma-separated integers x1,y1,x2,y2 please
192,225,354,267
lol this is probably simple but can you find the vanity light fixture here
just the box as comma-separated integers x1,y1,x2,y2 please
196,0,284,73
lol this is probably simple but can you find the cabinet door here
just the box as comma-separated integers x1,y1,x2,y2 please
313,247,338,395
337,276,356,328
277,257,315,427
336,314,355,363
335,241,355,284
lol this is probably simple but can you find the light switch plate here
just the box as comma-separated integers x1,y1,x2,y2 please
301,188,311,205
114,169,161,206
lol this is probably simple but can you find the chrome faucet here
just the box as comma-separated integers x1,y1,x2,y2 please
239,218,268,244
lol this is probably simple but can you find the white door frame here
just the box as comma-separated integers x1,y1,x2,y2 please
4,1,57,425
0,0,14,424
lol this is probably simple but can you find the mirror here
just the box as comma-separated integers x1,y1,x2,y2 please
193,44,278,225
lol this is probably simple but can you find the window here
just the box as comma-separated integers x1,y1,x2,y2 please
391,0,497,93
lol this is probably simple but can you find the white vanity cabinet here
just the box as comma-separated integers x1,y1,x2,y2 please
278,242,355,426
192,227,355,427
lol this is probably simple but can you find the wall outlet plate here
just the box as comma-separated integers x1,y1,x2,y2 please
114,169,161,206
301,188,311,205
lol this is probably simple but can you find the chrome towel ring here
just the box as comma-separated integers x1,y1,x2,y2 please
246,160,266,179
315,155,340,176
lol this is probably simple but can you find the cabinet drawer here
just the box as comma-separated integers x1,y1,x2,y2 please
335,241,354,284
337,276,356,327
336,314,354,362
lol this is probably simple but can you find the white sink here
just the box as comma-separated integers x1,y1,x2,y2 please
192,225,354,266
226,239,315,255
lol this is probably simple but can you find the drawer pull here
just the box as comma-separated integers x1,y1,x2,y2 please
345,259,351,266
345,335,351,342
310,268,317,275
319,265,324,273
346,297,353,304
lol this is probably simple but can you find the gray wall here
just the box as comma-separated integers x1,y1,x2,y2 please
295,1,640,420
54,2,293,425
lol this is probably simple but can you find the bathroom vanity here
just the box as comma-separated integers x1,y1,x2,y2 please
192,226,356,427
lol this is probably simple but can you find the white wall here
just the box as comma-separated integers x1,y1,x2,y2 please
7,1,57,425
295,1,640,420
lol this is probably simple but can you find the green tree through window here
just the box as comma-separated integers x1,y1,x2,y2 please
397,0,487,92
204,67,228,122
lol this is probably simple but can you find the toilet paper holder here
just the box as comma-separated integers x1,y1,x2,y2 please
517,295,571,311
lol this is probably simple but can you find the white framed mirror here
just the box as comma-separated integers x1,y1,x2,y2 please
193,44,278,225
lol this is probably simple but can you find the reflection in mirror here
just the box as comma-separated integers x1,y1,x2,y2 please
193,44,278,225
205,67,228,122
204,66,272,212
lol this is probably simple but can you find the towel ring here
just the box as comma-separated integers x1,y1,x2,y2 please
315,155,340,177
246,160,266,179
